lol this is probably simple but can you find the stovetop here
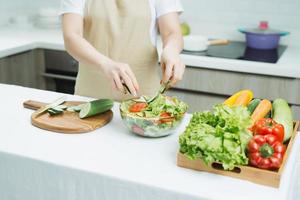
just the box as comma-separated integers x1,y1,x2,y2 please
182,41,287,64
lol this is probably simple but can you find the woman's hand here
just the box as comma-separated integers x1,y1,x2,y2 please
161,48,185,86
158,12,185,86
101,59,139,96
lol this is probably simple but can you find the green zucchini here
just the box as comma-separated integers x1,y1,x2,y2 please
247,99,261,114
272,99,294,142
79,99,114,119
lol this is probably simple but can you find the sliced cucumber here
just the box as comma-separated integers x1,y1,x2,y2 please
52,107,64,112
47,108,63,116
67,105,83,112
47,105,66,116
79,99,114,119
55,105,67,110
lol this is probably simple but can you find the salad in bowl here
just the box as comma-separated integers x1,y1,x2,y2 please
120,94,188,137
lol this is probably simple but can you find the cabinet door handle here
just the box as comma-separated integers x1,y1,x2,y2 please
41,73,76,81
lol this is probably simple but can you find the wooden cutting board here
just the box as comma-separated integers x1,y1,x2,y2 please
23,100,113,134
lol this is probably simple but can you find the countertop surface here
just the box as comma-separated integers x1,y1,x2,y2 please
0,83,300,200
0,26,300,78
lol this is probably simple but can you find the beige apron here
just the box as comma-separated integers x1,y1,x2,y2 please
75,0,160,102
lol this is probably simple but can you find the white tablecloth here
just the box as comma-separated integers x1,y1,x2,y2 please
0,84,299,200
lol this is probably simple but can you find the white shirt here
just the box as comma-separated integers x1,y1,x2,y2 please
60,0,183,46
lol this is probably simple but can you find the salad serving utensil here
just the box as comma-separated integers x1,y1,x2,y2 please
123,80,171,104
122,83,132,95
145,80,171,104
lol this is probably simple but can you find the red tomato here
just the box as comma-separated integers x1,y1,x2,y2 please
159,112,174,123
160,112,171,118
129,103,148,112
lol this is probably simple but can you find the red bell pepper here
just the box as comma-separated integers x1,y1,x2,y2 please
252,118,285,143
248,134,286,169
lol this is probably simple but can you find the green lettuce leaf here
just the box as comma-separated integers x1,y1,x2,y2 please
179,104,252,170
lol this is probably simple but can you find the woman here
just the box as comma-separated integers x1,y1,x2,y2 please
61,0,185,101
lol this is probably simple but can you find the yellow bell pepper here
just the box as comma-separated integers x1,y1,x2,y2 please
224,90,253,106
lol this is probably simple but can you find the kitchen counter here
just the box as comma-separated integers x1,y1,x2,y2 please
1,26,300,78
0,83,300,200
0,27,64,58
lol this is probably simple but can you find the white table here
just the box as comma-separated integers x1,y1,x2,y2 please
0,84,299,200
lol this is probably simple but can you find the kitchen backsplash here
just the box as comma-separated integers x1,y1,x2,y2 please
0,0,299,46
181,0,300,46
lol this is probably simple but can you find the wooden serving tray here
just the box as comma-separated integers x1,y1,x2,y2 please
177,121,300,188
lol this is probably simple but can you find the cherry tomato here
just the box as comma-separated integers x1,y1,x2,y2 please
159,112,174,123
129,102,148,112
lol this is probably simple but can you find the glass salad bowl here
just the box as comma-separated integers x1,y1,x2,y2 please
119,95,188,138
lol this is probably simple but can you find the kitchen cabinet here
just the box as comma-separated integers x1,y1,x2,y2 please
0,49,46,89
292,106,300,120
166,89,226,112
0,49,77,94
176,67,300,105
170,66,300,119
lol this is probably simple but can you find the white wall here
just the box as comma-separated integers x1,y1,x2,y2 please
0,0,60,26
181,0,300,46
0,0,299,46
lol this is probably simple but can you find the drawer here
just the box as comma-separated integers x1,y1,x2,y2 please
176,67,300,105
292,105,300,121
166,89,226,112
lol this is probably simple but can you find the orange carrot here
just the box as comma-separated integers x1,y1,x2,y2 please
251,99,272,124
232,91,252,106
